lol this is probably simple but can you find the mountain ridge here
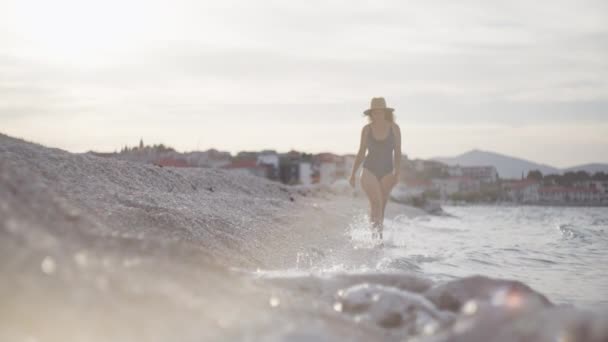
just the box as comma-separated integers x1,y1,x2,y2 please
432,149,608,179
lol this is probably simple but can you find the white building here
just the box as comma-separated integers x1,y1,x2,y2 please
539,186,601,204
539,187,567,203
461,166,498,183
576,180,607,203
574,180,608,194
257,151,279,169
447,166,464,177
433,177,481,200
504,180,540,203
298,162,312,185
314,153,343,185
569,188,602,203
257,151,280,179
432,178,461,199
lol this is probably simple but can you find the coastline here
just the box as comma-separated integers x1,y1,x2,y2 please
1,133,607,341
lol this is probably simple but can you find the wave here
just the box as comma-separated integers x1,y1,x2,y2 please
558,224,586,240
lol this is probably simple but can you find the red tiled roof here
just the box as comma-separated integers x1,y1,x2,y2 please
539,186,567,194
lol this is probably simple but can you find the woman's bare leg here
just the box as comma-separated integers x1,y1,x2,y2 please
360,168,384,238
379,174,397,238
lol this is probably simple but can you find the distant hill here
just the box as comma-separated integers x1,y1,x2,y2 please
432,150,561,179
563,163,608,174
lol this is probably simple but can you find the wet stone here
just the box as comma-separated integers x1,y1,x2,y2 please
424,305,608,342
336,283,450,333
424,275,553,312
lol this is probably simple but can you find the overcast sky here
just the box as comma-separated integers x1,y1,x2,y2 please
1,0,607,167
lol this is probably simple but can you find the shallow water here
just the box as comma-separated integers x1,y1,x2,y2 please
344,205,608,308
239,204,608,340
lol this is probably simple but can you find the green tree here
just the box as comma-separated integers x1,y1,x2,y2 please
592,172,608,181
526,170,543,181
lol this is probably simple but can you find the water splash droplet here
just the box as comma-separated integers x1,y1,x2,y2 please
491,288,524,309
423,321,439,335
41,256,56,275
462,300,478,315
333,302,343,312
74,251,88,267
269,296,280,308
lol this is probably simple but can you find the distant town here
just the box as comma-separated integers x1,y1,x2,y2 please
91,139,608,206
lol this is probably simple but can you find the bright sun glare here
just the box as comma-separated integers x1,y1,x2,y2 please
7,0,171,67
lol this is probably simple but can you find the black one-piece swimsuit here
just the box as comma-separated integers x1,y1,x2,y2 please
363,125,395,180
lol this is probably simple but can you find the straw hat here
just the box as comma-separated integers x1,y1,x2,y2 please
363,97,394,115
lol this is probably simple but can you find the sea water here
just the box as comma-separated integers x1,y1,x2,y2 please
348,205,608,308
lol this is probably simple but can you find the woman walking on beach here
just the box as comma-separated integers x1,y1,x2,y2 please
349,97,402,240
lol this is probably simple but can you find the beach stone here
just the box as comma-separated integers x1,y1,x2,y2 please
420,306,608,342
337,283,451,333
424,275,552,312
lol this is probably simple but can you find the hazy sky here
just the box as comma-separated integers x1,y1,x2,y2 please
1,0,607,167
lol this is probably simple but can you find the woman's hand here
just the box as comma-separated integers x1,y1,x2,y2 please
349,174,356,188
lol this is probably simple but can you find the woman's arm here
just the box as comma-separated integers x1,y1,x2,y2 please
393,124,402,178
350,125,369,179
